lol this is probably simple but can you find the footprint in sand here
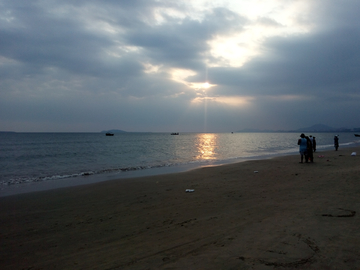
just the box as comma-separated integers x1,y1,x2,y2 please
240,233,319,267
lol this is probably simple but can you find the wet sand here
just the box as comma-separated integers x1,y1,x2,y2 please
1,147,360,269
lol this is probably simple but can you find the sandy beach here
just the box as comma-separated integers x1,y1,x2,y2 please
1,146,360,269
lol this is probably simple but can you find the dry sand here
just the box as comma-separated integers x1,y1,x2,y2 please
1,147,360,269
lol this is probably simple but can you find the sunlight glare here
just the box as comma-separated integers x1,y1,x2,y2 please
196,0,311,68
191,96,254,106
195,133,218,160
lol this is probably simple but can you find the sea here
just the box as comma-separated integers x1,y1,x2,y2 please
1,132,359,196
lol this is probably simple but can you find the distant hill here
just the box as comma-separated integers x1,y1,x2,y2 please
237,124,354,133
295,124,351,132
295,124,335,132
236,128,281,132
101,129,127,133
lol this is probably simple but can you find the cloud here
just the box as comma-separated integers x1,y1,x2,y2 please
1,0,360,132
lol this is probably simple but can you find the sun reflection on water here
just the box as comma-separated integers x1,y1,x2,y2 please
195,133,218,160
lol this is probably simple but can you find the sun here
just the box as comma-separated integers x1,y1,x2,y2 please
203,82,210,89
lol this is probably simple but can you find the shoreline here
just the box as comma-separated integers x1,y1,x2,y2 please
0,149,296,198
1,142,357,198
1,146,360,269
1,132,359,198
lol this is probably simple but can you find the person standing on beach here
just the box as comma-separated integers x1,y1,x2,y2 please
305,136,314,162
312,136,316,152
298,133,307,163
334,135,339,151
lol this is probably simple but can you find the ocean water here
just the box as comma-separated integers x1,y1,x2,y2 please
0,132,359,195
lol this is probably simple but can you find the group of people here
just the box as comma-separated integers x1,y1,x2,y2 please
298,134,316,163
298,134,341,163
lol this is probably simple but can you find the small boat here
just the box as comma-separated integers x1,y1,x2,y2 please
355,134,360,137
171,132,179,135
105,133,114,136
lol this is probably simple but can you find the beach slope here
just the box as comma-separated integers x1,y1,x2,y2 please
1,147,360,269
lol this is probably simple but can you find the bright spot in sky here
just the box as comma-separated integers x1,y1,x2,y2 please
188,82,216,91
191,96,254,106
167,1,311,84
171,68,196,83
153,1,311,106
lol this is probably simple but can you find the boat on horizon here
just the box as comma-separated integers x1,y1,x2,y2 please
105,133,114,136
355,134,360,137
171,132,179,135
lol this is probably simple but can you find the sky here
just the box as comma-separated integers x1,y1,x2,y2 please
1,0,360,132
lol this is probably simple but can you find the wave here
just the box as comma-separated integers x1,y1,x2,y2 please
0,161,190,186
0,150,297,186
1,134,359,187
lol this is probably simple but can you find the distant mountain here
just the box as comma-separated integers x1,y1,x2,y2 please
295,124,335,132
237,128,278,132
101,129,127,133
295,124,352,132
237,124,354,133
